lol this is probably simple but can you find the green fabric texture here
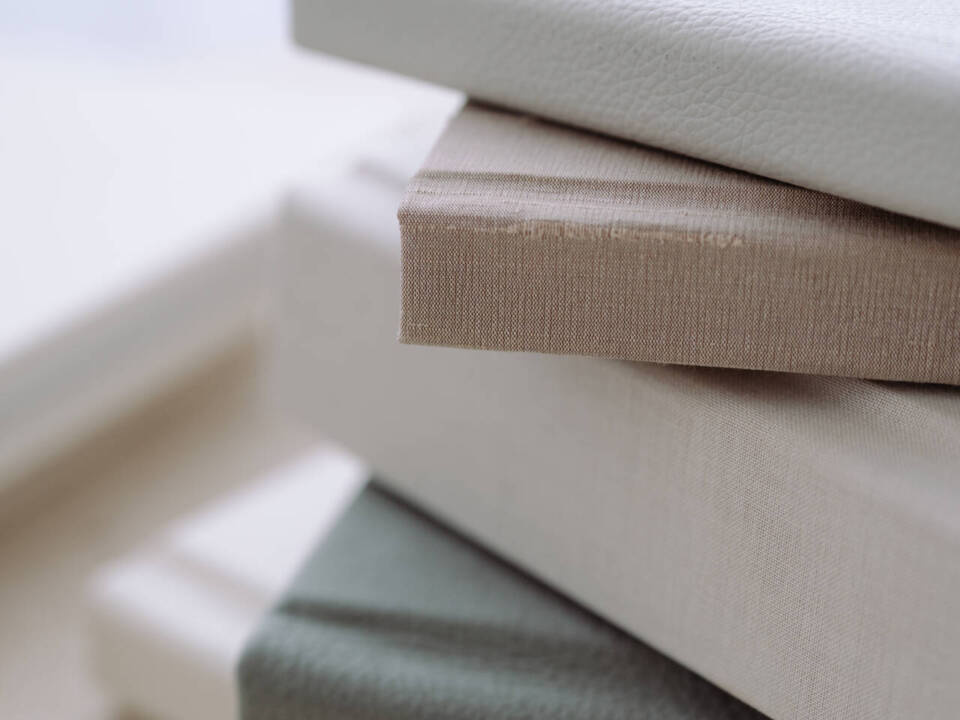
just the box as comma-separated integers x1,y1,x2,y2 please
238,483,766,719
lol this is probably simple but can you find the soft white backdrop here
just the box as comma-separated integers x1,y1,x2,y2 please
0,0,437,361
0,6,453,717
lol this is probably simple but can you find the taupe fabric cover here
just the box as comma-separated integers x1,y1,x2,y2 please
273,131,960,720
239,484,766,719
400,103,960,384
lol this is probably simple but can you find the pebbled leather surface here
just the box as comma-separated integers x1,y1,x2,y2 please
294,0,960,229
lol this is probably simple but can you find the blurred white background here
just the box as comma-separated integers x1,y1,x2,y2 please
0,2,451,718
0,0,426,363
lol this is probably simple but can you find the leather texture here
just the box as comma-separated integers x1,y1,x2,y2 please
241,484,766,720
294,0,960,229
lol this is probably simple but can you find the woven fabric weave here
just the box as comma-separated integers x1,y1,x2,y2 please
274,136,960,720
400,103,960,384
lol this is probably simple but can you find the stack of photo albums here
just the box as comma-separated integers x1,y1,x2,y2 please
241,2,960,719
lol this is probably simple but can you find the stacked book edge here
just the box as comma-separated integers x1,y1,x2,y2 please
271,128,960,720
400,103,960,384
